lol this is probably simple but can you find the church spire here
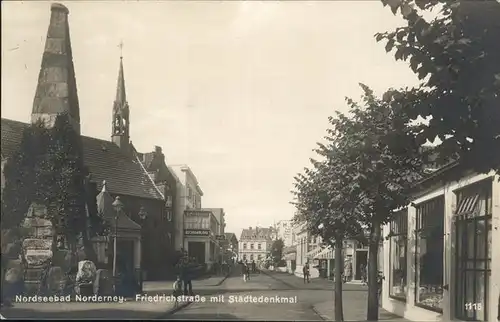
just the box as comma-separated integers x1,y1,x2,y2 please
31,3,80,134
115,41,127,105
111,41,130,151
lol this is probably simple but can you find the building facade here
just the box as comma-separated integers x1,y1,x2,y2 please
275,220,293,246
381,167,499,321
169,165,204,251
183,209,222,269
239,227,274,263
136,146,178,278
293,223,322,279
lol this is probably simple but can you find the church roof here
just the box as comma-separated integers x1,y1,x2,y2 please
1,118,164,201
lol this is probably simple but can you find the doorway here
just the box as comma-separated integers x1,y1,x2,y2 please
355,250,368,280
188,241,206,264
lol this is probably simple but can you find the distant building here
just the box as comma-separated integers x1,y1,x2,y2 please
275,220,293,246
222,232,238,261
238,226,274,262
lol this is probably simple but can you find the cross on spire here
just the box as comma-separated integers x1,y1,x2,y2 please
118,40,124,59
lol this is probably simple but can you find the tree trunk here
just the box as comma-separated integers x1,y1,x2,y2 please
334,235,344,321
367,223,382,321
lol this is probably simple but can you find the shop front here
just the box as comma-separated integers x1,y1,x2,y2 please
381,169,499,321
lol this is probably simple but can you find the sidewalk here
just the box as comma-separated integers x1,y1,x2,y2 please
0,272,231,319
313,299,409,321
262,270,366,291
143,272,230,294
263,270,408,321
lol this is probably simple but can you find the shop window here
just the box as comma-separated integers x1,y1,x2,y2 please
415,196,444,312
389,209,408,300
258,244,262,250
454,181,492,321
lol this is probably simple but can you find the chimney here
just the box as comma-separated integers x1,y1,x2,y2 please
31,3,80,134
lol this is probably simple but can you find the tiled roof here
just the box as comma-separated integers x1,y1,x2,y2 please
1,118,163,201
240,227,274,240
224,232,237,243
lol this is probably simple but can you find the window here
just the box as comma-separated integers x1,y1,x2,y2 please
389,209,408,300
258,244,261,250
415,197,444,311
243,254,247,260
243,243,247,250
454,181,492,321
250,254,254,260
258,254,262,260
250,243,254,250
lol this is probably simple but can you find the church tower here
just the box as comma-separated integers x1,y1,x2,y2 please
111,49,130,151
31,3,81,134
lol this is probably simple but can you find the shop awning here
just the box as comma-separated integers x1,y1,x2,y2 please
284,252,296,261
306,246,323,259
315,247,334,260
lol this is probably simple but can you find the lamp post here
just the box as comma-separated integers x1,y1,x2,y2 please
112,196,124,279
138,206,148,287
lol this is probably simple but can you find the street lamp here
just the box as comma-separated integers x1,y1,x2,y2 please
138,206,148,287
112,196,124,279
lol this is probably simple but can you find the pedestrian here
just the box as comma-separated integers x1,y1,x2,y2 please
172,275,182,308
182,258,193,296
377,271,385,307
242,262,247,282
251,260,256,273
360,264,367,284
243,262,250,282
344,260,352,283
303,262,310,284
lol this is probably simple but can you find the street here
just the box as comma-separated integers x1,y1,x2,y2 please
165,268,330,320
166,268,407,321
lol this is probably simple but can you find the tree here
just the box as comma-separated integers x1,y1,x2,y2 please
270,238,285,266
294,84,426,320
293,157,365,322
329,85,425,320
376,0,500,175
2,114,108,262
1,122,48,233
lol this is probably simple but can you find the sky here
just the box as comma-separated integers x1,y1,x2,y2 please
1,1,420,239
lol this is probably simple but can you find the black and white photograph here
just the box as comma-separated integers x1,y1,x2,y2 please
1,0,499,320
